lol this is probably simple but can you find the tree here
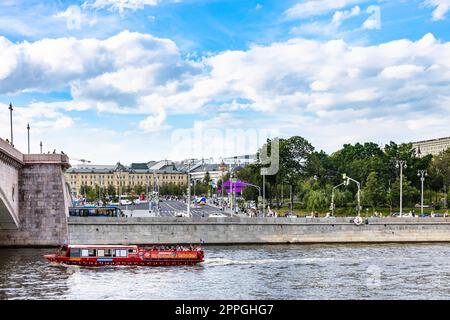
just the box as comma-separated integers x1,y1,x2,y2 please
259,136,314,210
107,184,116,198
203,171,211,185
390,176,420,208
362,171,386,211
305,190,328,213
431,148,450,208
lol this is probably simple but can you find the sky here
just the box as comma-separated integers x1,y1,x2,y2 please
0,0,449,164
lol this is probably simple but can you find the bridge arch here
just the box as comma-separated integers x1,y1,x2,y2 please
0,140,22,229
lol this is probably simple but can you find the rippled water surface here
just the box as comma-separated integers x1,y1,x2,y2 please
1,244,450,299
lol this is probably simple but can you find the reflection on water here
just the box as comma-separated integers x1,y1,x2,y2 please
1,244,450,299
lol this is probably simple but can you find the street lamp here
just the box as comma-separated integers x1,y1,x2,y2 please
185,159,195,217
27,123,30,154
342,174,361,216
417,170,427,215
331,181,346,216
40,141,43,154
261,167,267,217
395,160,407,216
8,102,13,146
244,182,261,211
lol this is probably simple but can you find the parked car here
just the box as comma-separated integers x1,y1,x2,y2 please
209,213,227,218
419,212,432,217
175,211,190,217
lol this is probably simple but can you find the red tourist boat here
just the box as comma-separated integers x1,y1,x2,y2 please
44,244,204,266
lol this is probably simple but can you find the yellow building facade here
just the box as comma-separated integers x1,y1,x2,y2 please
65,161,187,195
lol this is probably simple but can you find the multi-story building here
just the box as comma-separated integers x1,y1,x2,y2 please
65,160,188,195
175,155,255,183
412,137,450,157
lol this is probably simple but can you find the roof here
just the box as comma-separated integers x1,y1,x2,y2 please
130,163,150,170
66,160,185,174
411,136,450,144
69,245,138,249
66,164,116,173
191,163,221,173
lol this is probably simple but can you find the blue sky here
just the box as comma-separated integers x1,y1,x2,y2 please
0,0,449,164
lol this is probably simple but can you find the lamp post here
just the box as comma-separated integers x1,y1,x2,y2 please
244,182,261,211
229,163,233,215
8,103,13,145
343,174,361,216
99,175,103,202
185,159,195,217
395,160,407,216
331,182,346,216
118,172,123,204
262,168,266,217
418,170,427,215
27,123,30,154
40,141,43,154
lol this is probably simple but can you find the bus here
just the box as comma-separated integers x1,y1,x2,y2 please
69,206,125,217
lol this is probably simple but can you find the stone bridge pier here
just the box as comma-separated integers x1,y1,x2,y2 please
0,138,71,246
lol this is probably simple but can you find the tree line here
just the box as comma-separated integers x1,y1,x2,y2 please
235,137,450,214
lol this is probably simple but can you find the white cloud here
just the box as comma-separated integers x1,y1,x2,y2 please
425,0,450,21
380,64,425,79
82,0,165,13
2,31,450,160
139,109,171,132
332,6,361,26
284,0,366,19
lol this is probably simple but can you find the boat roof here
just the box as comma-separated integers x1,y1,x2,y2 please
68,244,138,249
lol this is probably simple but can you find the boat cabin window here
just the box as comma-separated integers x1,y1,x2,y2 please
114,249,127,257
104,249,112,257
97,249,105,257
88,249,96,257
81,249,89,257
70,248,81,257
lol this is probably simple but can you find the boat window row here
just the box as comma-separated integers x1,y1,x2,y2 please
70,248,136,258
69,207,124,217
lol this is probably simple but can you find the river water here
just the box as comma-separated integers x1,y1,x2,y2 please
1,244,450,300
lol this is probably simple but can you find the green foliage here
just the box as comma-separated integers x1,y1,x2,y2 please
304,190,328,212
232,136,446,214
159,183,186,196
390,176,420,207
361,171,386,210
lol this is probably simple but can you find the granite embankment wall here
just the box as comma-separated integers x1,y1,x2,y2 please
0,159,70,246
68,216,450,245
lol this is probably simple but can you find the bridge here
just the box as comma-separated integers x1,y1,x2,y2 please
0,138,72,246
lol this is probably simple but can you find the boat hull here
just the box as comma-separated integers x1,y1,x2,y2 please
44,254,203,266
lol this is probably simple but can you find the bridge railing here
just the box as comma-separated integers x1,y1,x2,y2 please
0,138,23,164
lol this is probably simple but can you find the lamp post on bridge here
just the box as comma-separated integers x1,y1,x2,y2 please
40,141,43,154
27,123,30,154
8,103,14,146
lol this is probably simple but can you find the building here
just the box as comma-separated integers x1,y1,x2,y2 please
65,160,187,195
412,137,450,157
